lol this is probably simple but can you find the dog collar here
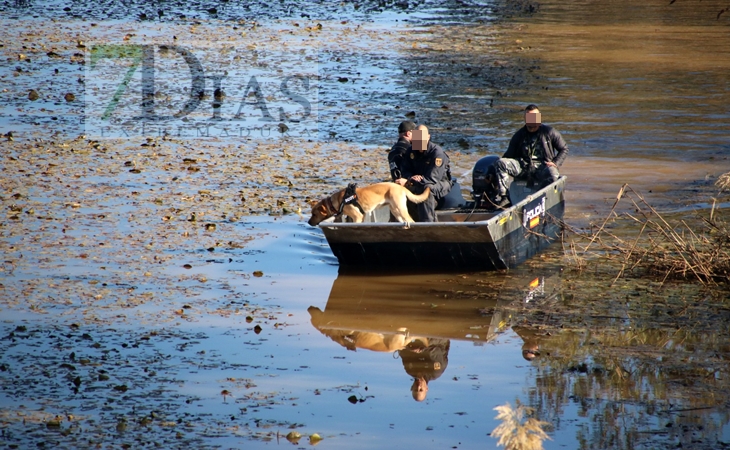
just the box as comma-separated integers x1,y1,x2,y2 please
324,196,338,216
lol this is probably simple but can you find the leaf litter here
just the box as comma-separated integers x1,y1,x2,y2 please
0,5,451,448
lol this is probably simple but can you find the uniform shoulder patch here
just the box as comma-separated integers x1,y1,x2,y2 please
410,153,415,159
435,157,443,167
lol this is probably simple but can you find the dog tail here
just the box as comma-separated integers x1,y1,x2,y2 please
405,186,431,204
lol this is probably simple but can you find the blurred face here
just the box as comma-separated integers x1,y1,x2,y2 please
412,129,430,151
521,343,540,361
525,109,541,133
411,378,429,402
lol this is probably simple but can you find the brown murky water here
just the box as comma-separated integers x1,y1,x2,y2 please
394,0,729,225
1,0,729,449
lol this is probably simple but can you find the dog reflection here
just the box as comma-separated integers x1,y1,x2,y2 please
308,306,412,352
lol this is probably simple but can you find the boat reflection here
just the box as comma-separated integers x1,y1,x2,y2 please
308,272,533,401
308,273,511,346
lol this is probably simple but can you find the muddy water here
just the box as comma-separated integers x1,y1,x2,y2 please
1,1,730,449
496,0,730,226
388,0,730,226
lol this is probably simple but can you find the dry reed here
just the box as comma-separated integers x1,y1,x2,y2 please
492,402,551,450
565,173,730,285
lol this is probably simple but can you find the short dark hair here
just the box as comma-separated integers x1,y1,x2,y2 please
525,104,539,112
398,121,417,134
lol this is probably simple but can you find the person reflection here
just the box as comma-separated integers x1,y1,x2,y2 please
398,338,450,402
512,325,543,361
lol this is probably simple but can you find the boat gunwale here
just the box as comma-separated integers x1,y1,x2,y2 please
318,176,565,230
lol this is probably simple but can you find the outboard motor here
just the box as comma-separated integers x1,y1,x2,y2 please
471,155,499,208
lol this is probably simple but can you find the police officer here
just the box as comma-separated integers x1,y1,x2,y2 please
395,125,453,222
490,104,569,207
388,120,416,181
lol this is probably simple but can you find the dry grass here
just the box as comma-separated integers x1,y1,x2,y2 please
716,172,730,192
565,174,730,285
492,402,551,450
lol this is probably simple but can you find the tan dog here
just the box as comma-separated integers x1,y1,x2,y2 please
308,182,430,226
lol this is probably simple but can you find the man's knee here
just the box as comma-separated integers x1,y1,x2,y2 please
536,166,559,188
549,166,560,181
494,158,509,172
494,158,521,177
544,166,559,183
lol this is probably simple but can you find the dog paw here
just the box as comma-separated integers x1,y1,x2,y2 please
403,221,412,229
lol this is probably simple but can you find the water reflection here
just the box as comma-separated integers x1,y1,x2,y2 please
310,270,730,448
511,285,730,449
399,338,449,402
308,271,549,402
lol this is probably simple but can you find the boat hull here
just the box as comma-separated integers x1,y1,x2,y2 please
320,177,566,271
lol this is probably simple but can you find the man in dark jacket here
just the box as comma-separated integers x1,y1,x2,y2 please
395,125,453,222
491,104,569,207
387,120,416,181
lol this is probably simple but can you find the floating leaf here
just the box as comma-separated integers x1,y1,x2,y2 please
286,431,301,444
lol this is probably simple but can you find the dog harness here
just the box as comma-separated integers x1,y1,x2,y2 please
337,183,365,215
321,183,365,219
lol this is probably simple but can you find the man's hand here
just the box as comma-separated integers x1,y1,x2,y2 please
545,161,556,168
395,178,407,186
410,175,424,182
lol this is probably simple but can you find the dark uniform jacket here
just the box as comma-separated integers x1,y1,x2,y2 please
387,136,411,181
399,339,450,382
504,124,569,167
401,141,453,199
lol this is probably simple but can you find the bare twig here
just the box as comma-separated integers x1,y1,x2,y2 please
564,176,730,284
